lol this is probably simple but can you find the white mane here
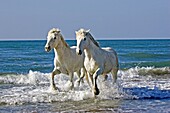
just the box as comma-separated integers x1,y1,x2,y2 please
87,32,100,47
77,28,100,47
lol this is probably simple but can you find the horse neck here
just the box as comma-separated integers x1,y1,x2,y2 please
54,35,70,55
84,40,100,59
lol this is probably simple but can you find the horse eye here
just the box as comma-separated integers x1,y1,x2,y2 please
84,38,86,41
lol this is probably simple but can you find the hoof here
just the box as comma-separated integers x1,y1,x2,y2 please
102,75,108,82
93,87,100,95
104,75,108,81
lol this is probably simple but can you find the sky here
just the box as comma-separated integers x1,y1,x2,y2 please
0,0,170,40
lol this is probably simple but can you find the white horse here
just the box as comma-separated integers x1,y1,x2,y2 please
75,29,119,95
45,28,87,90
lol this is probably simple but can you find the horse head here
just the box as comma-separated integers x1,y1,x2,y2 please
45,28,61,52
75,28,91,55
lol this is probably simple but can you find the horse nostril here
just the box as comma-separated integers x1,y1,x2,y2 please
48,46,50,50
79,50,82,55
45,46,51,52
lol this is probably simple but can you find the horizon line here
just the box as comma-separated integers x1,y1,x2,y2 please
0,37,170,41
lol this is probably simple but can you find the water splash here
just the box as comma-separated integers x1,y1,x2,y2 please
0,67,170,105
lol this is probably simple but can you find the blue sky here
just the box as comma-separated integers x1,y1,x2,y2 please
0,0,170,40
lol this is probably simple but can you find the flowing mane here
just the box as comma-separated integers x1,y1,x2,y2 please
87,32,100,47
60,34,69,48
77,28,100,47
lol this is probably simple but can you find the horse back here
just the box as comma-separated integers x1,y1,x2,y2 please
102,47,118,68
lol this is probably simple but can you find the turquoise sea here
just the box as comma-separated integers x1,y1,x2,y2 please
0,39,170,112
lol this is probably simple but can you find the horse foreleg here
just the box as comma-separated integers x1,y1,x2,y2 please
84,70,91,87
88,73,93,87
50,69,61,90
75,68,84,87
93,68,103,95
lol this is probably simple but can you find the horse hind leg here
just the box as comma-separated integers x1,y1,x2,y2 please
69,72,74,90
111,67,118,84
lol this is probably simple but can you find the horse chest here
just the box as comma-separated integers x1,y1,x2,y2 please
55,56,68,70
84,58,98,74
56,52,80,72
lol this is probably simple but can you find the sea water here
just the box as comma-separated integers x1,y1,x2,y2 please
0,39,170,112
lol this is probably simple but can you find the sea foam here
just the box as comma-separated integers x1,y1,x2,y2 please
0,67,170,105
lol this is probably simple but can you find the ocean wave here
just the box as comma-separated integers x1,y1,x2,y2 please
120,61,170,69
122,53,161,58
0,70,49,85
120,66,170,76
0,67,170,105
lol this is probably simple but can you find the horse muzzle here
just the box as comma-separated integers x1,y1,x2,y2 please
77,50,82,55
45,46,51,52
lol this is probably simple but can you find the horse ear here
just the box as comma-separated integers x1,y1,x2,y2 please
56,28,61,33
86,29,90,33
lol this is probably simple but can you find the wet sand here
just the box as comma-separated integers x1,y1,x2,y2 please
1,99,170,113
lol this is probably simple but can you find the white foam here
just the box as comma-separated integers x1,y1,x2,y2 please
0,67,170,105
0,70,123,105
